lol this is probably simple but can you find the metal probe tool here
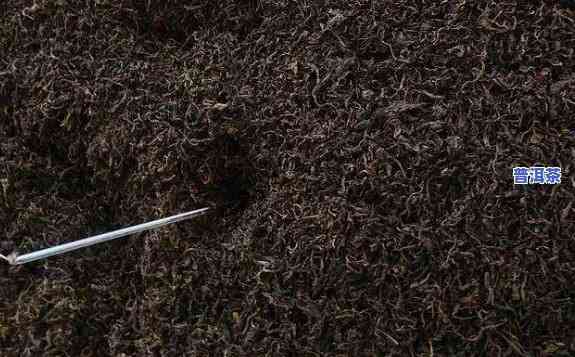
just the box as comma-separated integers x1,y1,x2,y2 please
0,207,210,265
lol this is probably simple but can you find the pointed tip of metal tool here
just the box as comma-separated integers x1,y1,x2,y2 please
0,252,18,265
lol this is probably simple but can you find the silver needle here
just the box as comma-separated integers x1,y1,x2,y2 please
2,207,210,265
